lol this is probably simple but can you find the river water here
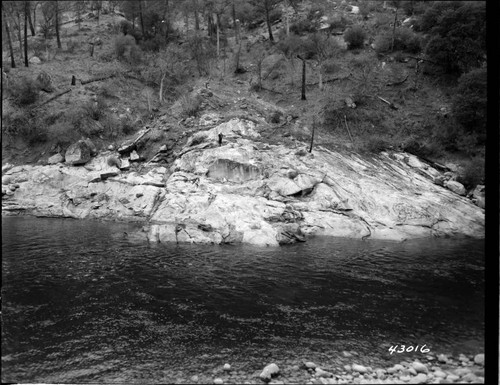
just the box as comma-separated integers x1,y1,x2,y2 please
1,217,484,383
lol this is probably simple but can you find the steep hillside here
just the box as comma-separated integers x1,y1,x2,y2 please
1,0,486,191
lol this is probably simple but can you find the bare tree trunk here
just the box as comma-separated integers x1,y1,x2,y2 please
264,0,274,42
298,56,306,100
163,0,170,40
3,3,16,68
318,66,323,90
232,1,238,43
216,13,220,58
159,72,166,102
16,10,23,57
96,1,101,25
32,2,37,31
309,117,316,153
257,60,262,89
139,0,145,37
55,0,62,49
194,4,200,31
234,41,242,72
24,1,29,67
286,13,289,36
27,1,35,35
391,7,398,52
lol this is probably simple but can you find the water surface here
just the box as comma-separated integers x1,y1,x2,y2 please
1,217,484,383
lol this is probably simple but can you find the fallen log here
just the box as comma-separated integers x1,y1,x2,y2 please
33,88,71,109
260,86,283,94
118,127,151,154
81,74,115,85
306,73,351,87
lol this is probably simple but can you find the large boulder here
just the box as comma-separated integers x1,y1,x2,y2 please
445,180,466,196
259,363,280,382
47,153,64,165
65,140,92,166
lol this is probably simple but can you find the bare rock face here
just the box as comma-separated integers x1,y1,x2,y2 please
2,118,485,246
147,118,483,244
65,140,92,166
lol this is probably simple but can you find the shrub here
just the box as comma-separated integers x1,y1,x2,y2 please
374,13,392,28
99,51,115,62
356,135,391,153
83,96,107,121
178,94,202,118
277,34,305,58
451,68,487,140
141,34,166,52
10,77,39,106
400,136,444,159
31,39,49,59
344,25,366,49
36,71,53,92
65,38,79,53
40,22,54,39
98,85,116,99
290,19,318,34
120,19,134,35
114,34,142,64
238,3,263,27
2,110,47,144
307,4,325,21
120,118,136,135
115,34,135,58
63,107,86,134
46,121,79,149
2,110,30,137
99,114,121,138
395,28,421,53
267,110,282,124
322,59,341,74
328,15,349,31
456,157,484,189
374,28,421,53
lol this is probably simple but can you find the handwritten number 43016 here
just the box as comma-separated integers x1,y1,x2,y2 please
389,345,430,355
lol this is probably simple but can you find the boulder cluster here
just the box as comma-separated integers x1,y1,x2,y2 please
177,352,485,384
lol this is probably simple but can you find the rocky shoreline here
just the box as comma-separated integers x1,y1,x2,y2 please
2,114,485,246
153,352,485,384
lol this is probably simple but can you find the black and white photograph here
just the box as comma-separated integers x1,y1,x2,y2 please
1,0,491,383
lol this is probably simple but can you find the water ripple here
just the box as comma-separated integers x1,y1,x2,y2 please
1,217,484,383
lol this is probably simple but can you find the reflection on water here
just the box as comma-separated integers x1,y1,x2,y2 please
1,217,484,383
